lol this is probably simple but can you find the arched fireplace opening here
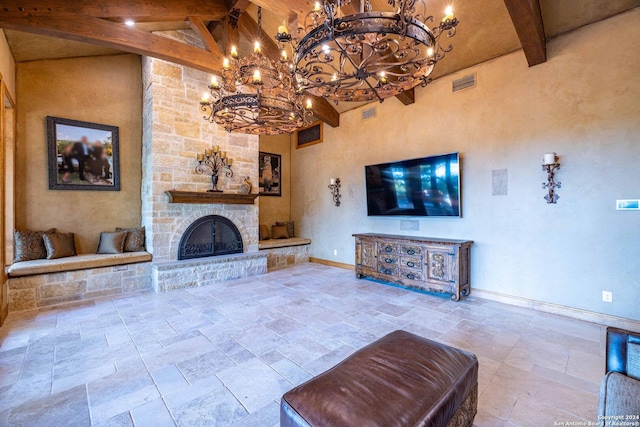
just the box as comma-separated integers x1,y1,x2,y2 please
178,215,243,260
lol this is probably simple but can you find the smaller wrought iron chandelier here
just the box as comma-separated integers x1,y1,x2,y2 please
200,8,313,135
276,0,459,103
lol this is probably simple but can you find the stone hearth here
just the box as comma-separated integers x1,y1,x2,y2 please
141,30,266,292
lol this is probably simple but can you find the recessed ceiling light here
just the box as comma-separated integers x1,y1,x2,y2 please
125,20,135,27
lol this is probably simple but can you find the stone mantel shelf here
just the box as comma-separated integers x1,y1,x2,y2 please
165,191,258,205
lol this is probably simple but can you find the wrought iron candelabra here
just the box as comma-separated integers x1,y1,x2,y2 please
328,178,341,207
195,146,233,192
542,153,561,204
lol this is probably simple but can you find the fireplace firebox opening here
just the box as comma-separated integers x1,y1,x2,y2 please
178,215,243,260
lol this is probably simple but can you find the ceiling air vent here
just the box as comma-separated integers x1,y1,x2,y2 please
362,107,376,120
452,73,476,93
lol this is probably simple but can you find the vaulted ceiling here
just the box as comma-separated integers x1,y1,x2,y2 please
1,0,638,125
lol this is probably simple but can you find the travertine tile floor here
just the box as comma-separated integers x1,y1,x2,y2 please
0,263,608,426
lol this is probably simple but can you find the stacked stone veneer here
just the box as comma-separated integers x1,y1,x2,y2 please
142,30,265,291
263,246,310,270
8,263,152,310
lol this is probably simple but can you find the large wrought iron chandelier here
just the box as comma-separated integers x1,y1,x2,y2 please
200,8,313,135
276,0,459,103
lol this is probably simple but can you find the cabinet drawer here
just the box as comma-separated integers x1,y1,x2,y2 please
399,256,422,269
400,245,422,256
378,265,398,276
400,269,422,281
378,242,398,254
379,254,398,265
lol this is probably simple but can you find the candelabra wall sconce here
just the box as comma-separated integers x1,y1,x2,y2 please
195,145,233,192
542,153,561,204
328,178,341,207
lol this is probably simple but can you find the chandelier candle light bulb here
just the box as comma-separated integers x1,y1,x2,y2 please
230,46,238,58
254,41,261,54
443,6,454,21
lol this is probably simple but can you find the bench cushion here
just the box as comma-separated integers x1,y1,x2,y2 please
7,251,152,277
281,330,478,427
258,238,311,250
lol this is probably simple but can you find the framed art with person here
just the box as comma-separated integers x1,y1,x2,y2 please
47,116,120,191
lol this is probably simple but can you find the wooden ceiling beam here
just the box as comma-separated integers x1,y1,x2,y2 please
186,16,221,53
237,13,340,128
395,88,415,106
503,0,546,66
307,94,340,128
0,0,228,21
0,15,224,73
249,0,309,21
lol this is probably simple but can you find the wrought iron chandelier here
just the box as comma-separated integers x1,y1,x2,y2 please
200,8,313,135
276,0,459,103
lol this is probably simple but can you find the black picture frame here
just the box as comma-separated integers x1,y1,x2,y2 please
47,116,120,191
259,151,281,197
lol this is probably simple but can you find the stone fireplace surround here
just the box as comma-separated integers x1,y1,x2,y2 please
141,31,267,292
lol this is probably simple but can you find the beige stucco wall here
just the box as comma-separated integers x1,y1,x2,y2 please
259,133,292,233
0,30,16,99
291,9,640,320
16,54,142,254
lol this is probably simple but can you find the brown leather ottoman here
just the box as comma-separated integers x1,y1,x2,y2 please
280,330,478,427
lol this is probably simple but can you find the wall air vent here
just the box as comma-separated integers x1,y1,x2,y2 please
452,73,476,93
362,107,376,120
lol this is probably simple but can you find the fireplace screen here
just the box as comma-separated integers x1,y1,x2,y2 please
178,215,243,260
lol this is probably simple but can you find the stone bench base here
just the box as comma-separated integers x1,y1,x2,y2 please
259,238,311,269
8,261,152,311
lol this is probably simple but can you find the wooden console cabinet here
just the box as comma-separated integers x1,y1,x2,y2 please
353,233,473,301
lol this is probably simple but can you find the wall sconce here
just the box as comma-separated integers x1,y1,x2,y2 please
542,153,561,203
328,178,341,207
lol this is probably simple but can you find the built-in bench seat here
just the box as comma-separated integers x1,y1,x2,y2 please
7,252,154,311
258,237,311,250
7,251,152,277
258,238,311,269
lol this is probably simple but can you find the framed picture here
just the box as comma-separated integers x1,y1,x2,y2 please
259,151,281,197
296,121,323,149
47,116,120,191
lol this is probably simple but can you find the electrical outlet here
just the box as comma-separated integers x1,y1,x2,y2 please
333,249,338,256
602,291,613,303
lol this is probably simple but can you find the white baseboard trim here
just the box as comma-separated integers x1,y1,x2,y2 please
472,288,640,331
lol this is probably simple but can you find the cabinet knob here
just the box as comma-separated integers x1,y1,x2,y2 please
406,261,415,267
407,249,415,255
407,273,415,280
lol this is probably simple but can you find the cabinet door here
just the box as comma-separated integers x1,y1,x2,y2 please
426,249,454,285
357,240,377,270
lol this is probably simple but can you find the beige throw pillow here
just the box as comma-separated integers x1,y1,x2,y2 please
43,232,77,259
97,231,127,254
271,225,289,239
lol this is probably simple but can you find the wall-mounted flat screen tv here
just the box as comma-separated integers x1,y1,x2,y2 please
365,152,461,217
